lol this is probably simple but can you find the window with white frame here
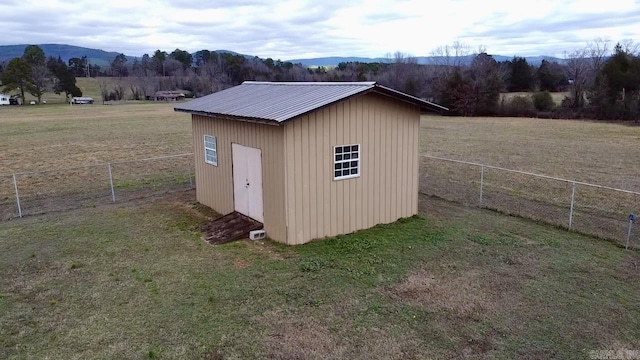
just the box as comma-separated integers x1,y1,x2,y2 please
334,144,360,180
204,135,218,166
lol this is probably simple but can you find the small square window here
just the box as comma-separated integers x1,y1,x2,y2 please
333,144,360,180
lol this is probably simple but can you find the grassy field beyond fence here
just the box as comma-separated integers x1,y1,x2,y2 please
420,115,640,191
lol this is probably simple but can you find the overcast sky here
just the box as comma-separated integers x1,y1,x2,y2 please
2,0,639,59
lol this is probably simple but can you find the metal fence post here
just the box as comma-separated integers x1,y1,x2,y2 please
12,174,22,218
479,165,485,207
107,163,116,202
626,220,633,250
569,182,576,229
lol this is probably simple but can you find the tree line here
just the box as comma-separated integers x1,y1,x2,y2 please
1,40,639,120
1,45,82,103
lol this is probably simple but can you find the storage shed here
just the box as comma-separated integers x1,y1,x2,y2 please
175,81,446,245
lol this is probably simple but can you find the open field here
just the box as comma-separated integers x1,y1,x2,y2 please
421,115,640,191
19,77,133,104
501,91,569,106
1,192,638,358
0,102,190,174
420,115,640,246
2,103,638,188
0,102,192,219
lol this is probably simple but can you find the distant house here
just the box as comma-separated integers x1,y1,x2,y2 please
0,93,10,105
71,97,94,104
153,91,186,101
175,81,447,245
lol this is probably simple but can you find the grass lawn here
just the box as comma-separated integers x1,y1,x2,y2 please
0,102,191,174
501,91,569,106
421,115,640,191
1,192,638,359
19,77,136,104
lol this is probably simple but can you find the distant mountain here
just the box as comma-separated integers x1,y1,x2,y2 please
0,44,256,67
0,43,564,68
0,44,137,67
286,55,565,67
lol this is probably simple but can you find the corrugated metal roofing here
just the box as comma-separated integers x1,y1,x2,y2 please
174,81,446,123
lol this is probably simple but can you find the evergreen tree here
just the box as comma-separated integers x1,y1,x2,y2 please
1,58,31,103
508,57,533,92
589,44,640,119
47,56,82,101
23,45,49,103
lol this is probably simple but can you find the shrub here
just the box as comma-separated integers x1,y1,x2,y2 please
532,91,555,111
499,95,537,117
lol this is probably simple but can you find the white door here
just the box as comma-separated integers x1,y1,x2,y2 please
232,143,264,223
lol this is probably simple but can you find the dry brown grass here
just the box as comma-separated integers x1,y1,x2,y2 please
501,91,569,105
421,115,640,191
20,77,131,104
390,268,493,319
257,307,425,360
0,102,191,174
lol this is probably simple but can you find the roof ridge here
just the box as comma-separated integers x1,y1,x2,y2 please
242,81,376,86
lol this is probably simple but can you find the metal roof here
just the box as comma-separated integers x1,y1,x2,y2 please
174,81,447,124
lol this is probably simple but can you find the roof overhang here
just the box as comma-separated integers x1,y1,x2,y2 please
175,109,283,126
370,84,449,114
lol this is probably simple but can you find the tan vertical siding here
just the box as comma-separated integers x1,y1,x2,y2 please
192,116,286,242
322,107,331,240
283,93,420,245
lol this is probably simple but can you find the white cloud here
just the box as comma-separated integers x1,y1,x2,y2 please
0,0,638,59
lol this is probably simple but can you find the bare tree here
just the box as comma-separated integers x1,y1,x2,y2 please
128,77,142,100
427,41,472,101
29,65,50,103
564,48,590,108
112,82,126,100
98,78,109,103
139,76,159,98
586,37,611,79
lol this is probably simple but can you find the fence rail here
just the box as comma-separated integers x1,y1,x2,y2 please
420,155,639,249
1,153,195,221
2,152,638,249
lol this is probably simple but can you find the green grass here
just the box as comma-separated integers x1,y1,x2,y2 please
1,194,638,359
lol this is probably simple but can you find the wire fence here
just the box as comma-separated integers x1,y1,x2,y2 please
0,153,194,221
3,152,638,249
420,155,639,249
